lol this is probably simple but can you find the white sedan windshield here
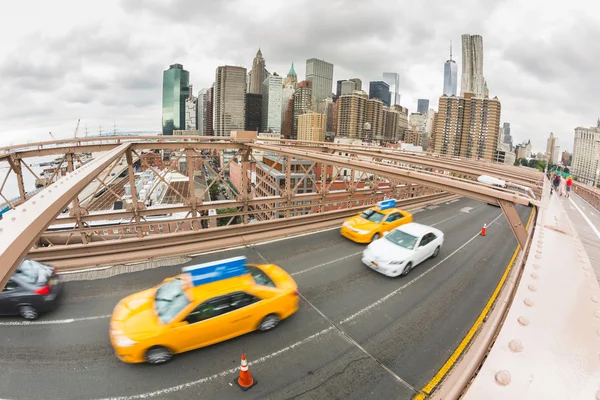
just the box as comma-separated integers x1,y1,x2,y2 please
385,230,418,250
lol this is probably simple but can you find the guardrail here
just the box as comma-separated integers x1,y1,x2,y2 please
574,182,600,210
28,192,458,270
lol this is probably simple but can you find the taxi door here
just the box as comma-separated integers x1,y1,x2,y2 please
171,296,237,352
383,212,402,232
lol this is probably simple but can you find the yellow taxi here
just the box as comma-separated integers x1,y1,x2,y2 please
340,199,413,243
109,256,299,364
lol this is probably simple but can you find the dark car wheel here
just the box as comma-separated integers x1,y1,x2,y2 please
432,246,440,258
145,346,173,365
19,305,38,320
400,262,413,277
258,314,279,332
372,233,380,242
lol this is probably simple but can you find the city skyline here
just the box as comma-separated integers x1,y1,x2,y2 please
0,0,597,153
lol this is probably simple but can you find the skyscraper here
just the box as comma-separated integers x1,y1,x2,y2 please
382,107,401,142
337,91,368,139
417,99,430,114
204,86,214,136
262,74,283,133
366,98,384,141
571,121,600,184
341,81,356,95
546,132,559,164
443,42,458,96
214,66,247,137
382,73,400,106
502,122,512,146
306,58,334,110
184,86,197,131
349,78,362,92
245,93,262,131
292,80,313,139
432,93,501,161
281,64,297,131
197,88,208,135
369,81,390,107
249,49,266,95
162,64,190,135
298,112,326,142
461,34,485,97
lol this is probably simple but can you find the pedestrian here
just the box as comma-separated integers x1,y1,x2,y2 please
553,174,561,195
566,175,573,198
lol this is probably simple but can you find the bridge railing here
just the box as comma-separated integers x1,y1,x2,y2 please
574,181,600,210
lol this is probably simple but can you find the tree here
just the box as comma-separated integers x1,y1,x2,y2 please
206,179,220,199
520,158,528,167
216,207,241,227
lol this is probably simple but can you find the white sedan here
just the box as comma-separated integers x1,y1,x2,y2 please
361,222,444,277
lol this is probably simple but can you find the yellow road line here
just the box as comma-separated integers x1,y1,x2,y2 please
414,208,535,399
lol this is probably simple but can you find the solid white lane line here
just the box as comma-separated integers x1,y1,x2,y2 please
569,197,600,240
339,212,505,325
0,314,111,326
95,327,337,400
291,252,363,276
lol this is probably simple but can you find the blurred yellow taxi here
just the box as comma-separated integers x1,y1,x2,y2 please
109,256,299,364
340,199,413,243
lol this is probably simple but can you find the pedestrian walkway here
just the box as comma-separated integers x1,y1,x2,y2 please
561,192,600,281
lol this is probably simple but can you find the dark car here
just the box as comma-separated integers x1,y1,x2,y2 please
0,259,62,320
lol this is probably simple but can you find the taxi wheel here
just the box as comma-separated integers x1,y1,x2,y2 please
372,233,380,242
19,305,38,320
258,314,280,332
400,262,413,277
145,346,173,365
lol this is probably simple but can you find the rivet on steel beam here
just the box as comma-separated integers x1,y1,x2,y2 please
535,253,542,259
535,248,542,254
32,201,36,205
533,264,541,269
21,208,26,212
40,194,44,198
594,311,600,319
528,284,537,292
585,272,591,278
494,370,511,386
531,272,539,279
524,298,535,306
508,339,523,352
592,296,599,303
518,316,529,326
11,217,16,222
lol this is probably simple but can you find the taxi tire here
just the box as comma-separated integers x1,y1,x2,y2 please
145,346,173,365
372,233,380,242
400,262,413,277
258,314,279,332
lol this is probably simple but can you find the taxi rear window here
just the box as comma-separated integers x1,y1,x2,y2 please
247,266,276,288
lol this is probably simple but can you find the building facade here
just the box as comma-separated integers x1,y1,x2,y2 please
546,132,559,164
162,64,190,135
298,112,326,142
245,93,262,131
185,90,197,131
382,107,401,142
196,88,208,135
337,91,368,139
249,49,266,95
214,66,247,137
306,58,334,109
369,81,390,107
432,92,501,161
417,99,429,114
366,98,384,141
382,72,400,106
460,34,485,97
204,86,214,136
262,74,283,133
292,80,313,139
571,122,600,184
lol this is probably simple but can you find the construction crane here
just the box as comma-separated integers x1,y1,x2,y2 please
73,119,80,139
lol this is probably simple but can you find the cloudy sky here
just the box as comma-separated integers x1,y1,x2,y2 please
0,0,598,153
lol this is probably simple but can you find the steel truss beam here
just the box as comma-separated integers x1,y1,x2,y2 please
0,144,131,288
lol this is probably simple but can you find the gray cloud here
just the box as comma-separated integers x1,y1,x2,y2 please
0,0,597,153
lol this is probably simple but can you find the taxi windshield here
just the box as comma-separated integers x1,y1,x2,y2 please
154,278,190,324
385,230,418,250
359,209,385,223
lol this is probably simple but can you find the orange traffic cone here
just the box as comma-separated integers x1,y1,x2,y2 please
235,354,257,391
480,222,487,236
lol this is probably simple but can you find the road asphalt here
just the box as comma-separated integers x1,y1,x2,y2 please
0,197,531,400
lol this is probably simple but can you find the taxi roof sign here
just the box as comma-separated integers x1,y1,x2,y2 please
377,199,396,211
182,256,248,287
